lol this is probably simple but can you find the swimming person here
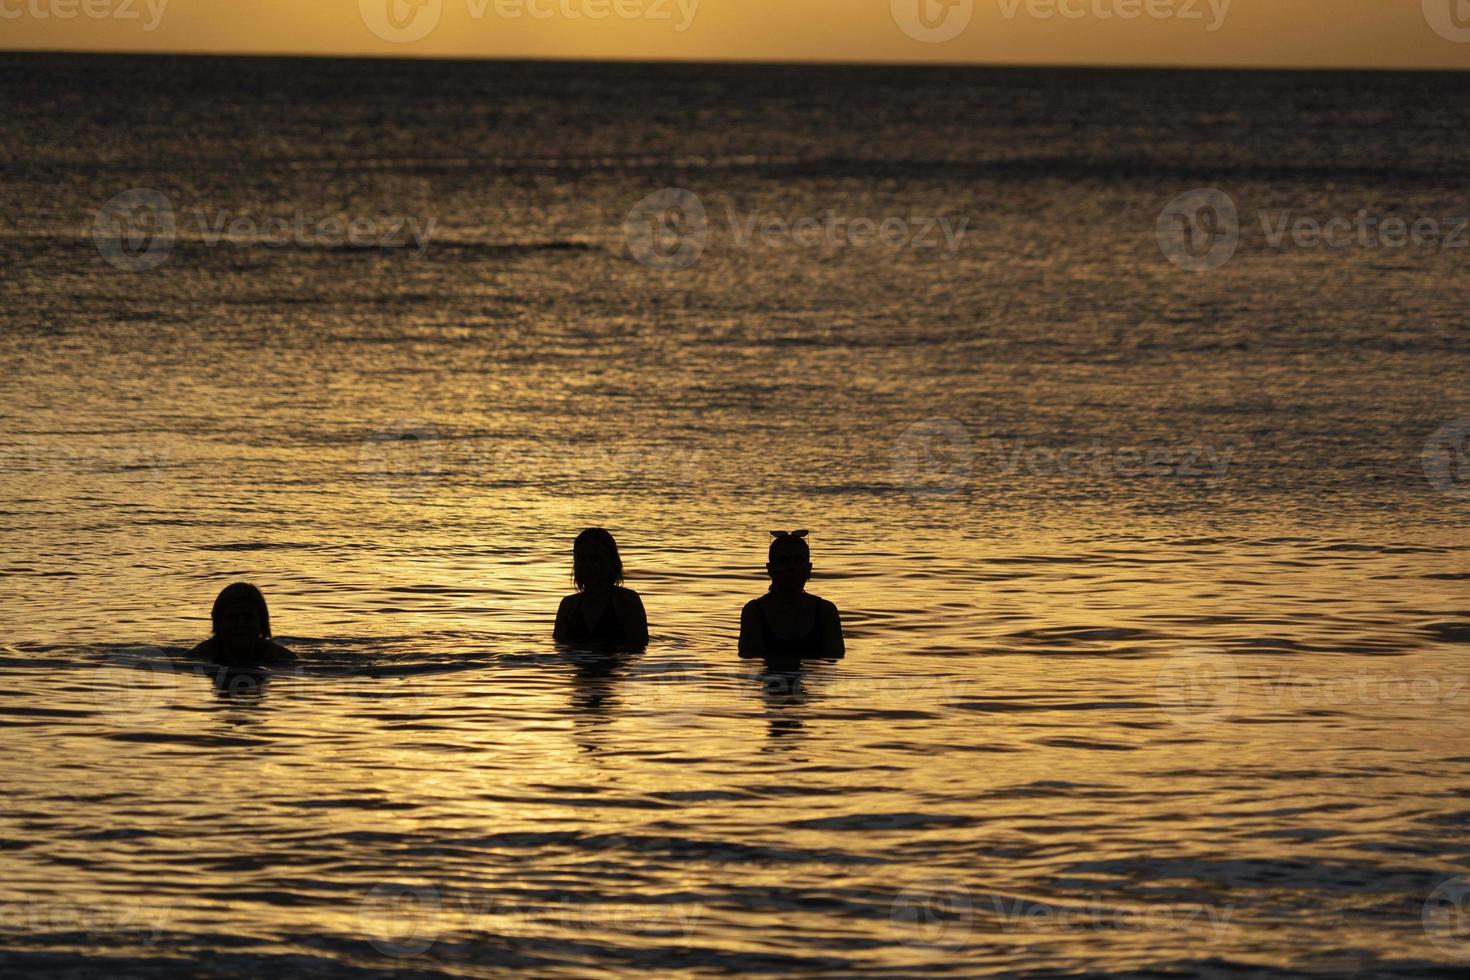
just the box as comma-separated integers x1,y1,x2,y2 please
554,528,649,647
188,582,297,665
739,530,844,661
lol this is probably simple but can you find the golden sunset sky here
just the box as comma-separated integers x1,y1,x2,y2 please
2,0,1467,68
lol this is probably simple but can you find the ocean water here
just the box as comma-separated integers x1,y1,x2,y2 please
2,53,1469,976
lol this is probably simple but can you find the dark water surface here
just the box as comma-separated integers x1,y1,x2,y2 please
1,54,1469,976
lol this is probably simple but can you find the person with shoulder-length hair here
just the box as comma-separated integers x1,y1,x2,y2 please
554,527,649,647
188,582,297,664
739,530,844,661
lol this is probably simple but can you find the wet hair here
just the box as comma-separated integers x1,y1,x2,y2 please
211,582,272,639
768,534,811,563
572,527,624,591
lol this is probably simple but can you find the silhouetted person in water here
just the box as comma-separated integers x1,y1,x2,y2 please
739,530,844,661
554,528,649,648
188,582,297,666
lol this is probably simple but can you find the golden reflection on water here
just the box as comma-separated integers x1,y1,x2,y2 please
8,524,1469,973
5,50,1470,974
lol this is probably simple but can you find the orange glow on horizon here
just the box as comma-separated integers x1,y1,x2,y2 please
0,0,1466,70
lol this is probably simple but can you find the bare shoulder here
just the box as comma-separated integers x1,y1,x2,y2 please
809,594,841,615
613,587,645,617
187,638,218,658
263,640,297,662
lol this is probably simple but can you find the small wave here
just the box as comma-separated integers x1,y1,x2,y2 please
1006,626,1158,644
101,732,270,746
1033,736,1139,751
1421,622,1470,644
786,812,977,831
986,780,1109,800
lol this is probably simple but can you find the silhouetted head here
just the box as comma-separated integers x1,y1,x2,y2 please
211,582,272,642
572,527,623,592
766,530,812,592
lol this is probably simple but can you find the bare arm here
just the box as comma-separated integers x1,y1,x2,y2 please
553,595,577,641
552,593,579,640
821,601,845,660
621,590,649,647
738,600,766,659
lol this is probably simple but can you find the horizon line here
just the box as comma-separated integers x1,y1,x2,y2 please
3,46,1467,75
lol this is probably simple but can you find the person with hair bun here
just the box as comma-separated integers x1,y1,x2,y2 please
739,530,844,661
188,582,297,665
554,527,649,647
